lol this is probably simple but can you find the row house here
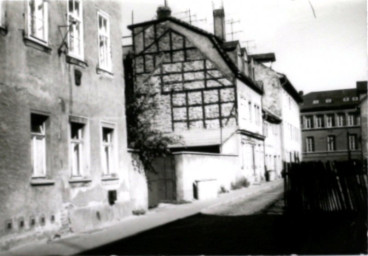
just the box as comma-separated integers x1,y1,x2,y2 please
300,82,367,161
0,0,135,249
253,55,303,179
123,4,303,202
124,5,265,201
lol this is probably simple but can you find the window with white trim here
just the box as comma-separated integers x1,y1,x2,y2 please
0,0,4,27
27,0,48,43
70,122,85,177
316,115,324,128
337,113,345,127
326,114,334,127
98,11,112,72
304,116,313,129
101,127,116,176
68,0,84,59
327,135,336,151
348,134,357,150
347,113,356,126
31,114,48,177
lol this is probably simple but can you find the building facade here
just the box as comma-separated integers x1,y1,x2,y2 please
0,0,134,248
300,82,367,162
124,5,268,189
253,60,303,179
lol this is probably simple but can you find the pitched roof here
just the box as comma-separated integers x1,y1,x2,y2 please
300,88,360,112
278,73,303,103
128,16,263,95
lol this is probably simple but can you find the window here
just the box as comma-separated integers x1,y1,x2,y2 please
27,0,48,43
347,113,356,126
31,114,48,177
325,98,332,103
249,102,252,122
101,127,116,176
304,116,313,129
327,136,336,151
312,100,319,104
0,0,4,27
68,0,84,59
98,11,112,72
70,122,85,177
337,113,345,127
343,97,349,102
316,115,324,128
348,134,357,150
352,96,359,101
326,114,334,127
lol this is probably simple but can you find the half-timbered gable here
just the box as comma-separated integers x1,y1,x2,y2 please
131,21,238,133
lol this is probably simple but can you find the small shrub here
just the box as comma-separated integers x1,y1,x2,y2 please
219,186,229,194
231,178,250,190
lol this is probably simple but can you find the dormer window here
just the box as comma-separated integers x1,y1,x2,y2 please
343,97,349,102
325,98,332,103
352,97,359,101
312,100,319,104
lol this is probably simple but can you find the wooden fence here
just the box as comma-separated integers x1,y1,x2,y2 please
284,161,367,215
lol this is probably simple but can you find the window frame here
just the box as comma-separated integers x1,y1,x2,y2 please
100,122,118,177
26,0,49,44
69,120,88,178
348,134,357,150
337,113,345,127
97,10,112,72
67,0,84,60
347,113,355,126
315,115,324,128
30,113,48,178
327,135,336,152
326,114,334,128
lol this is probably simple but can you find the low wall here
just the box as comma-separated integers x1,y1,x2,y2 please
174,152,241,201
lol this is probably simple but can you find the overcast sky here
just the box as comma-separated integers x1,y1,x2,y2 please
121,0,367,94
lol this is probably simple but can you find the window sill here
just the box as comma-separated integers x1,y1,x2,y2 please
0,26,7,36
69,177,92,184
66,55,88,69
30,178,55,186
101,175,119,181
97,66,113,76
23,35,52,54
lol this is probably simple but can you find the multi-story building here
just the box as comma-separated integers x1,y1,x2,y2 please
0,0,133,248
124,5,266,188
253,57,303,179
300,82,367,162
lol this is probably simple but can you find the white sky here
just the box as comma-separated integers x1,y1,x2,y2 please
121,0,367,94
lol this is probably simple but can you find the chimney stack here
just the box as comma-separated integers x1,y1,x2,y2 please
156,1,171,20
213,8,226,41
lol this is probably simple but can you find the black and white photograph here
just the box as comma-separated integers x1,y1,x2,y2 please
0,0,367,255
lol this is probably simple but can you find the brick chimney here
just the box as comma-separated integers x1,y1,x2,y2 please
213,8,226,41
157,0,171,20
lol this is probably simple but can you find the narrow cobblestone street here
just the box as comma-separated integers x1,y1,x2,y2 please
80,184,366,255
